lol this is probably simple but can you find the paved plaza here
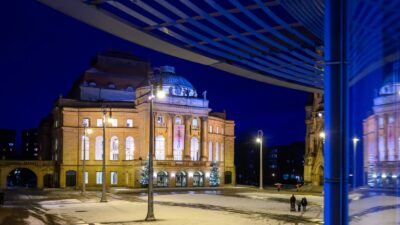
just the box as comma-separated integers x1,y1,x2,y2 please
0,187,323,225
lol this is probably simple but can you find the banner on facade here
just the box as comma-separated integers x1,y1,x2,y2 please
173,125,185,160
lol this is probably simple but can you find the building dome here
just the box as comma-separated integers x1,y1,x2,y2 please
137,66,197,97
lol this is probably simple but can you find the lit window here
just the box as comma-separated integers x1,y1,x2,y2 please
157,115,164,125
110,136,119,160
125,136,134,160
82,118,90,127
89,81,96,87
81,135,89,160
96,172,102,184
126,119,133,127
208,141,213,161
97,119,103,127
175,117,182,125
34,147,38,151
108,83,116,89
111,171,118,185
191,137,199,161
55,120,59,128
155,135,165,160
84,171,88,184
110,118,118,127
95,136,103,160
209,125,213,133
192,118,198,129
216,127,219,134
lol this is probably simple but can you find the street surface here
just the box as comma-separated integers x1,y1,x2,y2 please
0,187,324,225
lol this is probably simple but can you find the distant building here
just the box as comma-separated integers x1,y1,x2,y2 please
267,142,305,184
40,52,236,188
0,129,17,160
363,62,400,188
303,93,324,186
21,129,40,160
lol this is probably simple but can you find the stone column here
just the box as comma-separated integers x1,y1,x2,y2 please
184,115,192,160
166,114,174,160
200,116,208,161
384,114,388,161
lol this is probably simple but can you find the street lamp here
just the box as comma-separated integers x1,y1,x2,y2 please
319,131,326,144
100,106,112,202
145,82,165,221
256,130,264,190
82,125,92,194
352,137,360,188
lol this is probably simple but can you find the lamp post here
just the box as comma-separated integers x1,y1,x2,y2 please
100,106,112,202
145,81,165,221
82,125,92,194
256,130,263,190
352,137,359,188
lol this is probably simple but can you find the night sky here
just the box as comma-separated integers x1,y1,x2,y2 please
0,1,309,150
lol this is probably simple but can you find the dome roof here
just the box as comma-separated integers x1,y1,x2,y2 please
138,66,194,89
137,66,197,98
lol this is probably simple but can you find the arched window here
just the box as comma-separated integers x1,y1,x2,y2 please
81,135,89,160
193,171,204,187
215,142,219,161
157,171,169,187
155,135,165,160
208,141,213,161
192,118,199,129
110,136,119,160
95,136,103,160
191,137,200,161
125,136,134,160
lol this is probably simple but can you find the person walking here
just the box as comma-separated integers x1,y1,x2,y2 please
297,200,301,212
301,197,308,212
290,194,296,211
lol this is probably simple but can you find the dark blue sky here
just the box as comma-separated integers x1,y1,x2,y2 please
0,1,309,148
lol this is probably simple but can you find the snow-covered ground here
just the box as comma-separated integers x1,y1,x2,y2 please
349,191,400,225
36,191,323,225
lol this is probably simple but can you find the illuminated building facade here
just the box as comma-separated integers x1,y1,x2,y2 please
45,52,236,188
303,93,324,186
363,62,400,188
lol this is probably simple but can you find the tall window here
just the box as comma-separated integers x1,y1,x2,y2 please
216,127,219,134
191,137,200,161
111,171,118,185
192,118,199,129
96,172,102,184
84,171,88,184
215,142,219,161
208,141,213,161
209,125,213,133
125,136,134,160
95,136,103,160
155,135,165,160
81,135,89,160
97,119,103,127
110,136,119,160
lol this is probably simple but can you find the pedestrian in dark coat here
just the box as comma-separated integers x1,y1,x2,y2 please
290,194,296,211
297,200,301,212
301,197,308,212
